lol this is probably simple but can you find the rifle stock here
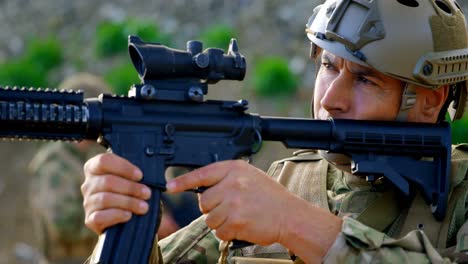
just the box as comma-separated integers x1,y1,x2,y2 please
0,36,451,263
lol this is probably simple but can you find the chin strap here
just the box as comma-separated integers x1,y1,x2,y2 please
447,81,468,121
396,83,417,122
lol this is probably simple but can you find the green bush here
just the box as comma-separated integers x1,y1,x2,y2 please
95,21,125,58
0,60,47,87
104,62,140,95
0,37,62,88
198,24,236,50
451,117,468,143
24,38,63,70
251,57,299,97
95,19,172,58
125,19,172,46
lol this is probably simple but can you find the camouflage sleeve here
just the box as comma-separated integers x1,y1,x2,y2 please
323,217,454,263
29,143,96,245
159,215,221,263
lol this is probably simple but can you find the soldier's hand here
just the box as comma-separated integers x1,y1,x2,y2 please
166,160,342,262
81,153,151,234
165,160,292,246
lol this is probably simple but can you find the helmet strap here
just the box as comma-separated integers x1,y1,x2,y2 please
437,86,454,123
447,82,467,121
396,83,417,122
310,49,323,119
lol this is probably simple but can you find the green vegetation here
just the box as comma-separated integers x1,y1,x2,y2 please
0,37,63,87
198,24,236,50
251,56,299,97
104,62,140,95
95,18,172,58
451,117,468,144
126,19,171,44
24,38,63,71
95,21,124,57
0,61,47,87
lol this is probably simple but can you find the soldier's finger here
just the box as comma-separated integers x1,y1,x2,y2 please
84,192,149,216
85,174,151,200
85,209,132,234
198,184,223,214
214,224,237,243
204,201,229,230
166,160,245,193
84,153,142,181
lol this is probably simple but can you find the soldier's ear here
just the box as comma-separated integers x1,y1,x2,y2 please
416,85,449,122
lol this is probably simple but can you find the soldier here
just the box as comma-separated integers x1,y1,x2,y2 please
81,0,468,263
28,73,198,264
28,73,109,264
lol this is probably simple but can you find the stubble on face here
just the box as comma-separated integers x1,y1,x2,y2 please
313,51,404,121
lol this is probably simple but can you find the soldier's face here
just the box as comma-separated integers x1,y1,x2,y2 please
313,50,405,121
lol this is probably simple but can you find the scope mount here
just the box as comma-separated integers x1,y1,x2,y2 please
128,80,208,102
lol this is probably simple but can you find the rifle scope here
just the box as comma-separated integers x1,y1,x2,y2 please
128,36,246,83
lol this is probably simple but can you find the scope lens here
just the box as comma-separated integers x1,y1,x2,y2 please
129,45,146,77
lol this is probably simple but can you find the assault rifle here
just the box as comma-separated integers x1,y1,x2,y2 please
0,36,451,263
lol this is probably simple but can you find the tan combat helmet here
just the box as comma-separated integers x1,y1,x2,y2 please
58,72,110,98
306,0,468,121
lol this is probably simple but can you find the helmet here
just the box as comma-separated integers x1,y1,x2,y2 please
58,72,110,98
306,0,468,120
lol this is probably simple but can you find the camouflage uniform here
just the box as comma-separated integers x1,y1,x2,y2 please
33,73,199,263
28,73,109,264
29,141,104,264
154,144,468,263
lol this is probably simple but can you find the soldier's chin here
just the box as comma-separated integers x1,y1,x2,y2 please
318,150,352,173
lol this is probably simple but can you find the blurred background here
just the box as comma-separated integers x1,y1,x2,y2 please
0,0,467,263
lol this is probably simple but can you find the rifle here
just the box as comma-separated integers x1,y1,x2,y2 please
0,36,451,263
